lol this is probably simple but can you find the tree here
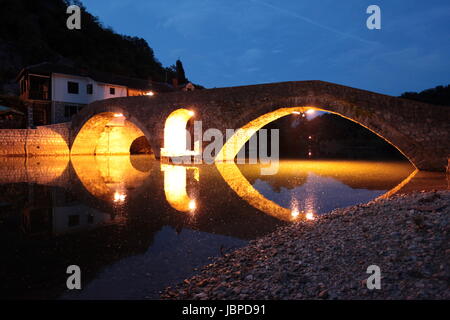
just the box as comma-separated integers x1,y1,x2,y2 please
400,85,450,106
175,59,188,85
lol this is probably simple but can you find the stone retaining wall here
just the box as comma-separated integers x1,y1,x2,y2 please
0,123,70,156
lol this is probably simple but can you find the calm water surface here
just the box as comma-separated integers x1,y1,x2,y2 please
0,156,418,299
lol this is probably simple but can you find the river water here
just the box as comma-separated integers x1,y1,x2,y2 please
0,156,436,299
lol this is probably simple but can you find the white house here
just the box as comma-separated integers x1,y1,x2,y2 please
17,62,175,125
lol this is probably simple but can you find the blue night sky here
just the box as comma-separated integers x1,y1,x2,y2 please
81,0,450,95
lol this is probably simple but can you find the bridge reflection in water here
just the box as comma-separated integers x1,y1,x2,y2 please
161,164,199,213
0,156,447,299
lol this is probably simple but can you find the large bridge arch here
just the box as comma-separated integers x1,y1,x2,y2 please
216,105,417,167
69,81,449,171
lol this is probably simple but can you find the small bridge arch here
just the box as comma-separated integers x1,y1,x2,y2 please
70,105,155,156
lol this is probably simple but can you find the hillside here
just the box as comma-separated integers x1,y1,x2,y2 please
0,0,186,94
400,85,450,106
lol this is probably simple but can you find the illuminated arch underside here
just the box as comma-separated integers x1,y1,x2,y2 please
215,106,416,169
161,108,196,157
71,112,149,156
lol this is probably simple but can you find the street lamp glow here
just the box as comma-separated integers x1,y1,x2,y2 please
113,191,126,202
145,91,155,96
292,111,301,115
113,113,124,118
188,110,195,117
306,211,315,220
189,199,196,211
306,109,315,115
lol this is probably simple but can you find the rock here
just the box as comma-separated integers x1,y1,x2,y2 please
193,293,208,300
245,275,254,281
197,279,208,287
318,289,329,299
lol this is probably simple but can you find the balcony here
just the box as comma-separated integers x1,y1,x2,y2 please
28,90,50,101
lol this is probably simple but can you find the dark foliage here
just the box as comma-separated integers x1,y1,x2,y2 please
400,85,450,106
175,59,188,85
0,0,184,91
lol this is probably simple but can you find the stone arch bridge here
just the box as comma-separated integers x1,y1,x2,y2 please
70,81,449,172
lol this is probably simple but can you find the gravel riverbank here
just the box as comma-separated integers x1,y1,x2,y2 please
162,190,449,300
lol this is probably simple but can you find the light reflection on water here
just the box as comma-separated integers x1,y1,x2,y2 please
238,160,417,217
0,156,429,299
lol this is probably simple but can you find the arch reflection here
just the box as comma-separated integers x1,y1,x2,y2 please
71,155,152,202
161,164,199,213
215,162,303,222
216,161,419,222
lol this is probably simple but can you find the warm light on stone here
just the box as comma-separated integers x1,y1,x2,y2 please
71,112,150,156
161,108,196,157
189,199,197,211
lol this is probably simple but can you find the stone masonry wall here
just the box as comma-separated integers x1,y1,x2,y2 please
52,101,86,124
0,123,70,156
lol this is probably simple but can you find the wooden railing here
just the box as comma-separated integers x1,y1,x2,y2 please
28,90,50,101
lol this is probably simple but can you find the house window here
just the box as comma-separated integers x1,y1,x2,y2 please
64,105,79,118
110,87,115,95
87,84,93,94
67,81,79,94
68,215,80,227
